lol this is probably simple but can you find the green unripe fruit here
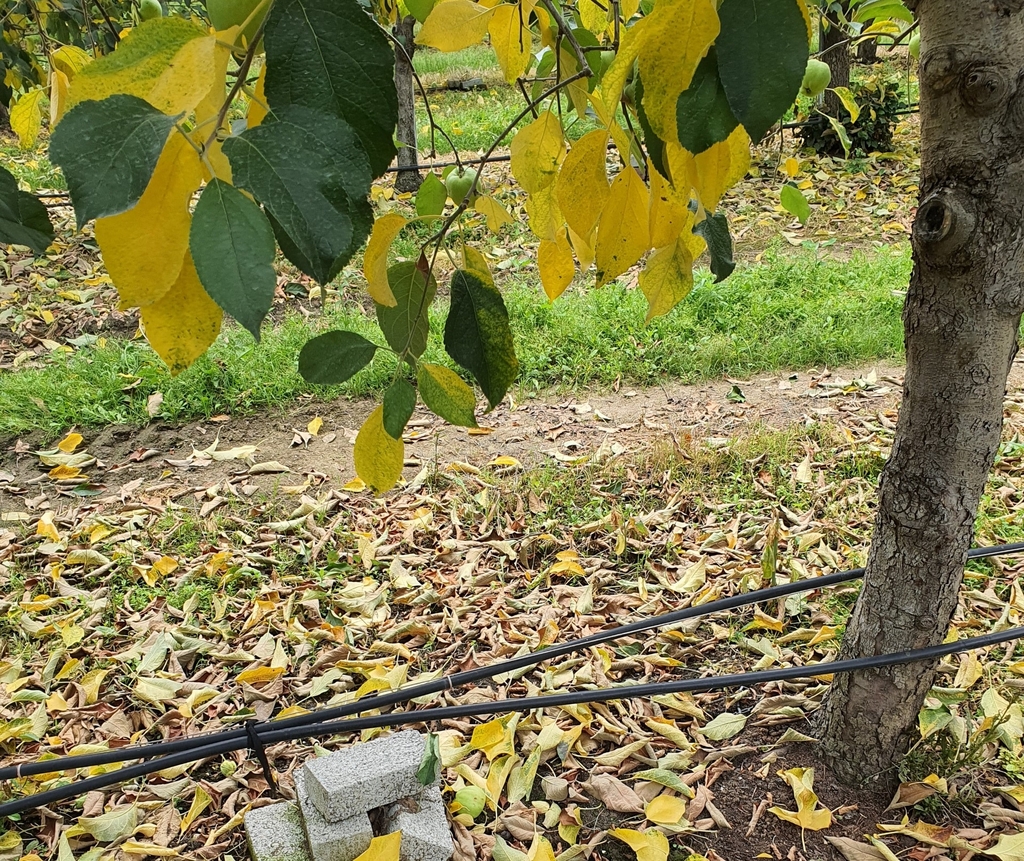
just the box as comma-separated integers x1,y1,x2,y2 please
455,786,486,818
206,0,266,50
444,167,478,205
908,33,920,61
800,58,832,99
139,0,163,19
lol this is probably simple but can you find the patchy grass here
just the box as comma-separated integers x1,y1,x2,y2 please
412,44,504,85
0,245,909,438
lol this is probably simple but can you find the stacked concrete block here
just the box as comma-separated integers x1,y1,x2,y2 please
244,730,454,861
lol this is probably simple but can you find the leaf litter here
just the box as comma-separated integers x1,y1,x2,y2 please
2,361,1024,861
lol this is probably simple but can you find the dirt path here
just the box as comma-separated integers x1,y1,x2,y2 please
6,356,1024,517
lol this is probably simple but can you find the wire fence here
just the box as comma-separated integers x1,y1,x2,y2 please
1,541,1022,818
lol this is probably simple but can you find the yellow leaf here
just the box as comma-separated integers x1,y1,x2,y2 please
578,0,607,35
352,832,402,861
489,2,533,84
236,666,285,685
608,828,670,861
637,0,719,145
49,464,83,480
538,230,575,301
121,842,179,857
308,416,323,435
50,45,93,79
783,156,800,178
247,63,269,128
343,477,368,492
69,18,220,116
474,195,513,233
645,795,687,825
140,253,223,375
768,767,833,831
416,0,494,51
193,34,233,142
638,235,694,322
596,166,649,287
556,129,610,240
60,623,86,647
57,432,84,453
49,69,71,127
79,668,108,705
525,183,562,241
510,109,565,194
470,715,517,760
36,512,60,542
526,834,557,861
568,225,595,272
180,785,212,833
693,125,751,213
353,406,405,492
10,88,44,149
648,163,691,250
595,25,641,122
96,132,204,308
363,214,405,307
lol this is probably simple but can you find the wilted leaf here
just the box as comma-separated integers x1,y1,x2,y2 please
702,712,747,740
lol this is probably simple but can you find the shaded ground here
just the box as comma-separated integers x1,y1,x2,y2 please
3,359,1024,861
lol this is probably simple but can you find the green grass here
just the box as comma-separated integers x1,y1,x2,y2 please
413,45,503,82
0,244,911,439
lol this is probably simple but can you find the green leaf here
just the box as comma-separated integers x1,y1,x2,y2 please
264,0,397,178
298,330,378,385
383,378,416,439
418,362,478,427
826,114,852,158
675,48,740,155
0,165,53,254
190,179,277,341
693,211,736,282
49,94,179,226
715,0,809,143
831,85,861,123
224,105,373,285
444,269,519,410
780,182,810,225
851,0,913,23
77,806,138,843
406,0,436,23
416,172,447,218
702,712,747,740
417,732,441,786
375,260,437,359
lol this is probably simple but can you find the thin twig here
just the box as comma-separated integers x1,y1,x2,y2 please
203,11,269,153
92,0,121,44
538,0,591,76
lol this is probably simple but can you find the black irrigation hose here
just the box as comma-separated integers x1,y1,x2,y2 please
3,541,1022,786
3,621,1023,819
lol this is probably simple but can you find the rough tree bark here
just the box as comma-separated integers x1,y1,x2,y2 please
818,0,1024,784
393,15,422,194
819,3,851,116
857,37,878,64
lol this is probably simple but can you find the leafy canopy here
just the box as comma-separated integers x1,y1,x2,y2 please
0,0,817,491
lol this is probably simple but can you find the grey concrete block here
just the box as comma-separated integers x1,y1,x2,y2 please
378,786,454,861
245,801,312,861
295,769,373,861
303,730,428,822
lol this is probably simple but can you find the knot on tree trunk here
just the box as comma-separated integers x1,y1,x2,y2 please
913,190,976,258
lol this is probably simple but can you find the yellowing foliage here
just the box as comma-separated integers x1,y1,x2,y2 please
95,131,205,308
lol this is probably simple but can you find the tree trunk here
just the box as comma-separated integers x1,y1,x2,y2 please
819,3,851,116
818,0,1024,785
393,15,422,194
857,37,878,64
